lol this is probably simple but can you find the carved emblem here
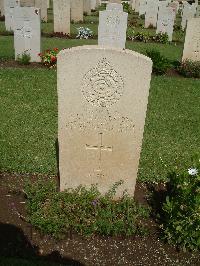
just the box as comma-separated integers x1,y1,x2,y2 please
81,58,124,108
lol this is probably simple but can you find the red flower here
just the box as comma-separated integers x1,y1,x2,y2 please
54,48,58,52
51,55,57,62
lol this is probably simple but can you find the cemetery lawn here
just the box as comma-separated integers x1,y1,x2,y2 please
1,67,200,182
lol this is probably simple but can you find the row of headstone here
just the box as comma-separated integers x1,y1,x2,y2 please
181,1,197,30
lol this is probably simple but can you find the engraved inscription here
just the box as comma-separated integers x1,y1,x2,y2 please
106,15,120,27
66,109,135,133
85,133,113,178
81,58,124,108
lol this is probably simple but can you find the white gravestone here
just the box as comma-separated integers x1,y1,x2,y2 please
57,46,152,198
181,3,197,30
131,0,136,10
106,3,123,11
47,0,49,8
90,0,96,10
71,0,83,22
4,0,20,31
169,1,179,14
35,0,47,22
156,6,175,41
195,5,200,17
53,0,70,35
182,18,200,61
0,0,5,16
83,0,91,15
145,0,159,28
135,0,140,12
14,7,41,62
98,9,128,49
139,0,146,16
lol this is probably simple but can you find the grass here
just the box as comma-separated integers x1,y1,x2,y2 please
0,36,183,62
0,68,200,182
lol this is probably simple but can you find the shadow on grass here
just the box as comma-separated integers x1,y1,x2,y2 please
0,223,84,266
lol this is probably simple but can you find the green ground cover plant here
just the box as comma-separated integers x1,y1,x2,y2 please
161,158,200,251
24,179,149,238
146,49,171,75
178,60,200,79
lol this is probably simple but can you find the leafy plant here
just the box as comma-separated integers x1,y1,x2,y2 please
16,52,31,65
153,32,169,44
38,48,59,68
146,49,171,75
76,27,93,39
122,2,132,13
178,60,200,78
24,179,150,238
161,158,200,251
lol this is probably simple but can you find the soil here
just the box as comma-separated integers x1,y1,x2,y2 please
0,172,199,266
0,60,45,69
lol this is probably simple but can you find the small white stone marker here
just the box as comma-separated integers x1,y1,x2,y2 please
53,0,70,35
71,0,84,22
57,46,152,198
14,6,41,62
145,0,159,28
98,8,128,49
35,0,48,22
182,18,200,61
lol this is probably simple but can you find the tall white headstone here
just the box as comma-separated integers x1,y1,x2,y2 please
71,0,83,22
57,46,152,198
156,6,175,41
139,0,146,16
145,0,159,28
182,18,200,61
0,0,5,16
35,0,48,22
83,0,91,15
4,0,20,31
106,2,123,11
181,3,197,30
98,8,128,49
90,0,96,10
53,0,70,35
14,6,41,62
135,0,140,12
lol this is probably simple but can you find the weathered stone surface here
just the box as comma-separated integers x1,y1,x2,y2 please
106,3,123,11
0,0,5,16
182,18,200,61
156,6,175,41
109,0,121,3
35,0,48,22
83,0,91,15
98,9,128,49
14,6,41,62
71,0,83,22
145,0,159,28
4,0,20,31
20,0,35,7
135,0,140,12
139,0,146,16
181,2,196,30
53,0,70,35
58,46,152,198
90,0,96,10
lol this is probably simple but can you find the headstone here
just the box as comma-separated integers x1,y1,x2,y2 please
83,0,91,15
14,6,41,62
139,0,146,16
156,6,175,41
169,1,179,13
181,3,196,30
0,0,5,16
57,46,152,198
98,8,128,49
71,0,83,22
90,0,96,10
135,0,140,12
106,3,123,11
182,18,200,61
145,0,159,28
47,0,49,8
20,0,35,7
35,0,48,22
4,0,20,31
131,0,136,10
109,0,121,3
195,5,200,17
53,0,70,35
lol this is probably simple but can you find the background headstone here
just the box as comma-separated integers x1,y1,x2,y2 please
182,18,200,61
106,3,123,11
71,0,83,22
145,0,159,28
135,0,140,12
57,46,152,198
4,0,20,31
53,0,70,35
139,0,146,16
98,8,128,49
83,0,91,15
14,6,41,62
181,2,197,30
90,0,96,10
156,6,175,41
0,0,5,16
20,0,35,7
35,0,48,22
